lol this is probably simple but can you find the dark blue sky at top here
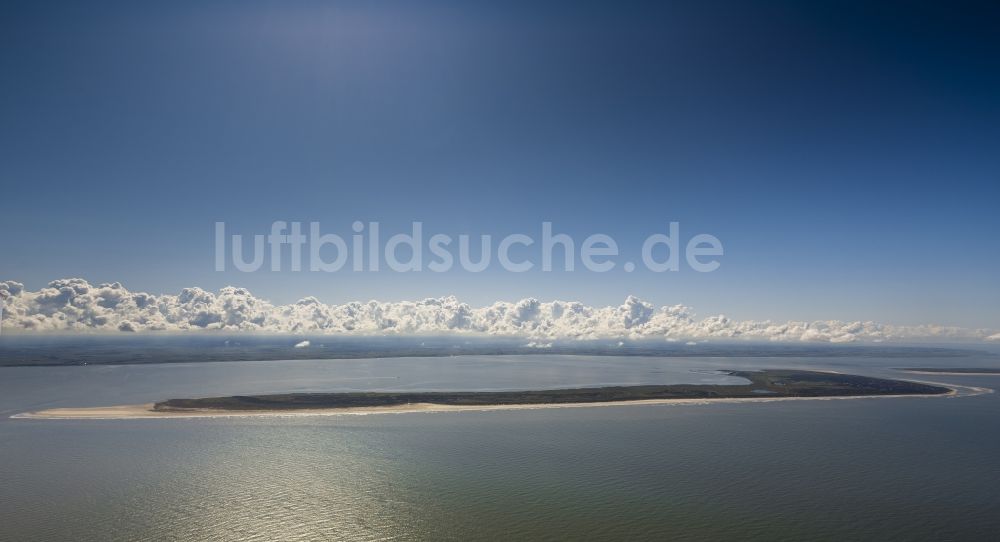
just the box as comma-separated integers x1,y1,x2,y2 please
1,0,998,326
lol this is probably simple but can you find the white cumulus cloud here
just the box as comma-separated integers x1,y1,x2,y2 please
0,278,995,343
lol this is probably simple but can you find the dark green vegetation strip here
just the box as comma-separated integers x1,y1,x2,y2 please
154,370,950,411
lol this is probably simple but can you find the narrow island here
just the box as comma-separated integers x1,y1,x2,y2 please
14,370,955,419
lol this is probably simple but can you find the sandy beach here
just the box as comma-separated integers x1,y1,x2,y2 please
11,382,990,420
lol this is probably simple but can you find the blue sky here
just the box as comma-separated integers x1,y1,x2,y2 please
1,0,998,327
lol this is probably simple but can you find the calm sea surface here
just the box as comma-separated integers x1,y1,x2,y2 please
2,352,1000,541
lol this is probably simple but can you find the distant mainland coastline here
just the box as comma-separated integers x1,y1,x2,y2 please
898,368,1000,375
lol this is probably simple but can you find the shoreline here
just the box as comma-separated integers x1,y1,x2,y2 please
12,383,991,420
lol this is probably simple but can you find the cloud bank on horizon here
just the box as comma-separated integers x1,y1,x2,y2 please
1,279,997,343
